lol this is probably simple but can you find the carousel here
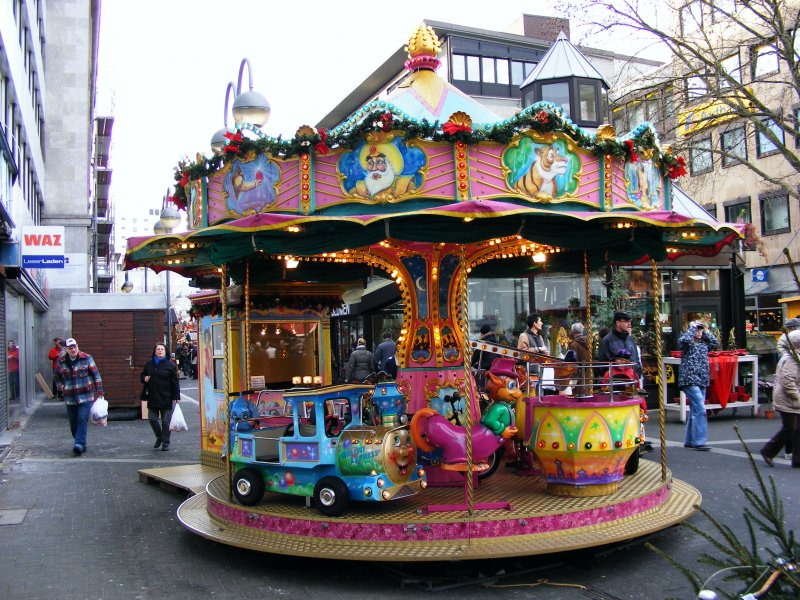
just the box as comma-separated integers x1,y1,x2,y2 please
127,25,742,560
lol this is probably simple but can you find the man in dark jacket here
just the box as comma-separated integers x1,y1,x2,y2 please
471,325,499,372
679,321,719,451
373,332,397,374
597,311,642,379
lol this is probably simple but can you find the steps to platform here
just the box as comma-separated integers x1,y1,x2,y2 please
139,464,223,495
174,460,700,561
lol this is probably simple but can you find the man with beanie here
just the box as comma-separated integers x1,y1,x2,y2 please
373,331,397,374
597,311,642,380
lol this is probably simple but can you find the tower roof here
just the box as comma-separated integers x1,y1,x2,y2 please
520,31,610,88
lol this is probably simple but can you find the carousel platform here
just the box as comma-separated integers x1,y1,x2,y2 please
164,459,699,561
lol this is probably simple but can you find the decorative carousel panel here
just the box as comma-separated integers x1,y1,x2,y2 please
335,133,429,204
501,133,597,205
207,154,284,224
617,151,666,211
186,178,205,231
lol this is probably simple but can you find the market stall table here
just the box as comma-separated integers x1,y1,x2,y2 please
661,354,758,423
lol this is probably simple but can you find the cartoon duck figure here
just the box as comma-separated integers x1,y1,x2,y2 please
231,164,263,202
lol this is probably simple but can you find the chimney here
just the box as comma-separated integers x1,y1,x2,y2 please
521,14,570,42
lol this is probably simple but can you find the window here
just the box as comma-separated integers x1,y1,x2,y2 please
724,200,750,223
681,1,702,35
481,57,495,83
689,136,713,175
578,83,597,122
686,74,708,100
753,43,779,77
629,101,645,126
645,97,660,123
720,53,741,88
611,107,627,133
712,0,735,22
760,194,790,235
496,58,509,85
541,82,570,117
756,117,784,157
466,56,480,82
703,203,718,218
510,61,525,85
721,126,746,166
452,54,465,80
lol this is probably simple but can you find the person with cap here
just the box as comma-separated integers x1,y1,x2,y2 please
678,320,719,451
54,338,105,456
373,331,397,374
760,329,800,468
345,337,375,383
776,317,800,356
597,311,642,381
471,324,499,372
775,317,800,459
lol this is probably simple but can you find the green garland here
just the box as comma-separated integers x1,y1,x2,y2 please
172,103,684,208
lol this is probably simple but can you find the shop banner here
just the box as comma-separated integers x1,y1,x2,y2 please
21,226,65,268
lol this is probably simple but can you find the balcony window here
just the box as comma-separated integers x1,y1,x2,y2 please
681,1,702,35
756,117,784,157
686,75,708,101
721,126,747,166
760,194,790,235
753,43,779,78
689,136,713,175
466,56,480,82
720,53,742,88
452,54,466,80
481,57,495,83
496,58,509,85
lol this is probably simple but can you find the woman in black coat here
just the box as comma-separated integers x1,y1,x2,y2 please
141,343,180,451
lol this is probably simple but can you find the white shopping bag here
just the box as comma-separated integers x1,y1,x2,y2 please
90,398,108,427
169,403,188,432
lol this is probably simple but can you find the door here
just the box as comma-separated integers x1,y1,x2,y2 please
674,298,721,342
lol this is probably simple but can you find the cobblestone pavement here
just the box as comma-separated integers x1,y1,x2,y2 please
0,389,798,599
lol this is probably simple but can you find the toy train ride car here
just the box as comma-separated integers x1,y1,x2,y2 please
228,383,427,516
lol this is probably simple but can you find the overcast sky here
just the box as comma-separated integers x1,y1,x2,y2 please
97,1,661,223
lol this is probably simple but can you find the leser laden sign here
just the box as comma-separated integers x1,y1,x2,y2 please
21,226,65,268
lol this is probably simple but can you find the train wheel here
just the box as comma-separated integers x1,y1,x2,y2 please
478,447,505,481
313,476,350,516
232,468,265,506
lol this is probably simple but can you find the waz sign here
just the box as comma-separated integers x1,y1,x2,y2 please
21,226,66,268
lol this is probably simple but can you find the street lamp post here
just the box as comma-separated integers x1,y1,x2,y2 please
155,191,180,355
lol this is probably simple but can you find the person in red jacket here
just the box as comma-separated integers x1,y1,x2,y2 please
48,338,65,398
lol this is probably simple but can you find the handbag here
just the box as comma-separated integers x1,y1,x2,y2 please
169,403,188,432
140,384,149,400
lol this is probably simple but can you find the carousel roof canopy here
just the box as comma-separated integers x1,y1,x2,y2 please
125,24,742,287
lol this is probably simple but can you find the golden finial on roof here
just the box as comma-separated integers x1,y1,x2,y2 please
404,24,442,71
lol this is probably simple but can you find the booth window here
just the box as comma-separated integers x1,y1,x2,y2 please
211,323,225,390
248,321,320,389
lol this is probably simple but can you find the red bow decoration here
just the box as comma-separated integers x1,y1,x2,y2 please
442,121,472,135
442,111,473,136
315,127,330,156
178,172,189,187
534,110,549,124
378,112,393,132
223,130,243,154
170,193,187,211
667,156,687,179
623,139,639,163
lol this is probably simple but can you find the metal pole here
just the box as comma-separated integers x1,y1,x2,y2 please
166,271,171,355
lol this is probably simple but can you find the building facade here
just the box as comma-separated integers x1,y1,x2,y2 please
0,0,106,429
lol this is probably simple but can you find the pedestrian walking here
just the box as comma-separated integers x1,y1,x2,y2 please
760,329,800,468
345,337,375,383
7,340,19,401
373,331,397,374
53,338,105,455
141,342,181,451
678,321,719,451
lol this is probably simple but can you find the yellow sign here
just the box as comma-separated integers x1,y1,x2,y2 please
677,89,753,137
